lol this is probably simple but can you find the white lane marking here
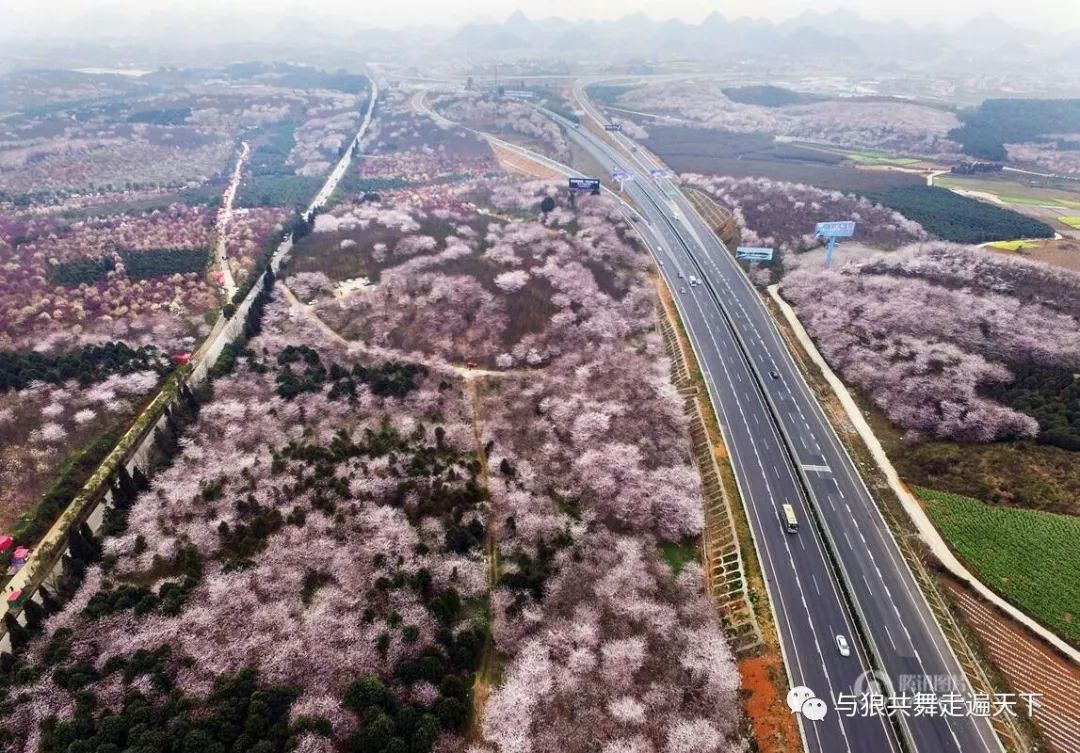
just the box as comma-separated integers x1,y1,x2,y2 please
604,160,898,753
674,258,859,753
882,622,898,651
701,223,989,752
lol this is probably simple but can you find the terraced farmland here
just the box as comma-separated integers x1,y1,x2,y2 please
919,487,1080,645
947,582,1080,753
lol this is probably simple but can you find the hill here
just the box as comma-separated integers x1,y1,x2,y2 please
950,99,1080,161
721,85,817,108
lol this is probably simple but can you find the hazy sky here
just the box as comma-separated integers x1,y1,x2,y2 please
446,0,1077,30
6,0,1079,33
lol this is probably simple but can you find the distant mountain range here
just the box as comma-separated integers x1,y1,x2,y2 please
0,3,1075,75
441,10,1074,67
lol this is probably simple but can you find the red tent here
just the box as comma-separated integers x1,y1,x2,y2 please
6,589,22,603
0,536,12,552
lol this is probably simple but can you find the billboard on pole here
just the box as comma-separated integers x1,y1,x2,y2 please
815,221,856,238
815,220,856,267
568,177,601,193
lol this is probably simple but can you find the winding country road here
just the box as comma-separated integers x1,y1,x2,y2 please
0,71,381,640
214,140,249,301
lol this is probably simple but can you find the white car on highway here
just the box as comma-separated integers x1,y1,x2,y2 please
836,635,851,657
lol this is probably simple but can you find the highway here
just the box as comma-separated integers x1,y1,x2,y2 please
554,92,1004,753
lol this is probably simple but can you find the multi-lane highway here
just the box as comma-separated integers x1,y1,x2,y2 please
553,110,896,753
553,94,1004,753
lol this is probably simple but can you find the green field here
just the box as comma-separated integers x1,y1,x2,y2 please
987,239,1043,250
919,487,1080,644
1059,216,1080,229
845,152,921,167
791,141,923,167
935,175,1080,209
658,540,699,574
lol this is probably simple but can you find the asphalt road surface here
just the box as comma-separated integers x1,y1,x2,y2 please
553,104,1003,753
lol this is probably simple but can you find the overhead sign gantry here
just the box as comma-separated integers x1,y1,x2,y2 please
736,246,775,262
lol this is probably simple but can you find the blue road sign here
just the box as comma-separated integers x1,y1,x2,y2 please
736,246,774,261
569,177,601,192
815,221,856,238
604,123,622,132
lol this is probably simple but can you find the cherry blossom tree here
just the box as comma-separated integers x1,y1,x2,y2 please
615,80,961,157
683,173,927,259
781,241,1080,441
482,536,741,753
2,103,744,753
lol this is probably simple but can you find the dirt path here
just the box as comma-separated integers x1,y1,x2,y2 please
214,141,249,300
454,366,502,379
0,76,380,645
279,283,352,347
464,375,499,743
281,282,537,385
283,271,519,728
282,274,506,734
